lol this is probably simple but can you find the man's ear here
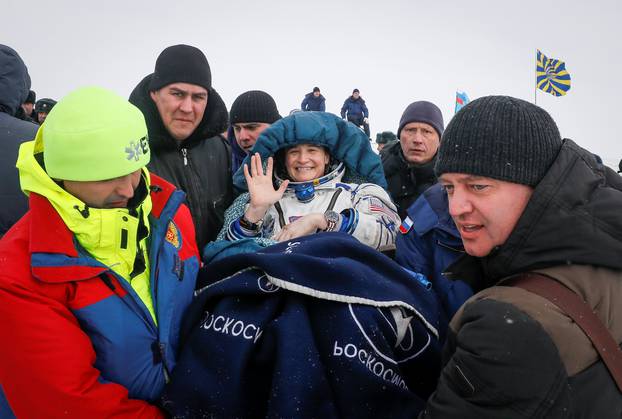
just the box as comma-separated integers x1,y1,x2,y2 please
149,90,157,102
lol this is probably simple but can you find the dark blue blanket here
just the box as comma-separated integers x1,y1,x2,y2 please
162,233,442,418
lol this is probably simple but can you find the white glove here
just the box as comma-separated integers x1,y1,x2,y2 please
363,117,369,124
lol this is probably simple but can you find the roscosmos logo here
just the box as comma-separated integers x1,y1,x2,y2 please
348,304,431,364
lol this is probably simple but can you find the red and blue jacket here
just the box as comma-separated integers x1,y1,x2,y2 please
0,174,199,418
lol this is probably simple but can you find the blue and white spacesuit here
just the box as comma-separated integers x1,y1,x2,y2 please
216,111,400,251
226,162,399,250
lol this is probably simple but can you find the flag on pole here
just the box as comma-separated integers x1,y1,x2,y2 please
536,50,571,96
455,91,470,113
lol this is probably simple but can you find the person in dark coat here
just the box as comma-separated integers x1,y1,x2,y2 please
228,90,281,175
129,44,233,253
341,88,370,137
421,96,622,418
300,86,326,111
381,101,444,219
19,90,37,123
0,44,38,237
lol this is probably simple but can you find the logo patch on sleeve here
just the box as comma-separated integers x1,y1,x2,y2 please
399,216,413,234
165,220,181,248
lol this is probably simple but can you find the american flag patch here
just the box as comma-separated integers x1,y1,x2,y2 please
368,197,395,218
399,216,414,234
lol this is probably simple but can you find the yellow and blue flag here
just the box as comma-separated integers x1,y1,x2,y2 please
455,91,470,113
536,50,571,96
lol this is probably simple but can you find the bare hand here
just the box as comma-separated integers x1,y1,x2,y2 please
243,153,289,222
273,213,325,242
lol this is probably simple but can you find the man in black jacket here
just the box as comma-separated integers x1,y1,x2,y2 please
420,96,622,418
130,44,232,253
228,90,281,176
381,101,444,219
0,45,39,237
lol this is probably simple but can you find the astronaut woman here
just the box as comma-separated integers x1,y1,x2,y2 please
221,111,400,250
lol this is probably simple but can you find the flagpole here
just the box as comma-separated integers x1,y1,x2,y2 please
534,49,537,106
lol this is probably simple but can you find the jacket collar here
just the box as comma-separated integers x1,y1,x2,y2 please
29,192,78,257
28,174,177,282
382,142,437,177
407,183,458,237
406,154,437,181
28,193,108,282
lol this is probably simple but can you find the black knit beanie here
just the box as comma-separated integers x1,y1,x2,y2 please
397,101,444,139
435,95,562,186
149,44,212,92
229,90,281,125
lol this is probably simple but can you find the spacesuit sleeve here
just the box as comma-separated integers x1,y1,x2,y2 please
342,183,400,249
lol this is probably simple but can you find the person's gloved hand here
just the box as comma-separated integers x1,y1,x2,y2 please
363,117,369,124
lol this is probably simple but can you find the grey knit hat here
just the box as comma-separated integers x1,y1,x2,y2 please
230,90,281,125
397,101,444,139
435,95,562,186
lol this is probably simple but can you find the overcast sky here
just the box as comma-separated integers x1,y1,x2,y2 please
4,0,621,167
